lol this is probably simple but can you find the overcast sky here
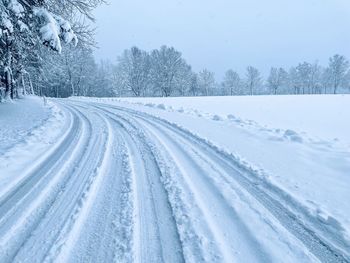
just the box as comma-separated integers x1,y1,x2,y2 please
93,0,350,80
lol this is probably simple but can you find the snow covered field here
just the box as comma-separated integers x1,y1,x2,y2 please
119,95,350,145
0,95,349,262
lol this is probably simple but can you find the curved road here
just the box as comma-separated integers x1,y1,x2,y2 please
0,99,348,263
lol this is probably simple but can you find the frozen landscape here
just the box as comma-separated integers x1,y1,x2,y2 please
0,95,349,262
1,0,350,262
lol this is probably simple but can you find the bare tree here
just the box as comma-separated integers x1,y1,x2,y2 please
295,62,312,94
246,66,261,95
309,63,322,94
174,63,192,96
198,69,216,96
117,46,150,97
189,73,199,96
267,67,288,95
222,70,241,95
288,67,302,94
150,46,190,97
328,54,349,94
319,67,331,94
345,70,350,92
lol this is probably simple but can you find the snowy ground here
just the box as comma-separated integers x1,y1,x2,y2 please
0,96,51,155
0,95,349,262
119,95,350,145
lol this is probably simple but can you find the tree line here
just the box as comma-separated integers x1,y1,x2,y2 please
102,48,350,97
29,45,350,98
2,13,349,100
220,55,350,96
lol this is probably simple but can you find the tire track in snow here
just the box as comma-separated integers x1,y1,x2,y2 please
2,96,347,262
92,101,349,263
45,101,183,263
0,103,111,263
136,117,274,262
49,105,135,263
99,109,208,262
3,104,96,262
51,110,114,262
93,104,273,262
0,103,77,220
72,101,223,262
0,104,90,262
134,110,350,263
111,134,138,263
104,113,185,263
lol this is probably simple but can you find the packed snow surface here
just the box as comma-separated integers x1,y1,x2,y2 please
0,95,349,262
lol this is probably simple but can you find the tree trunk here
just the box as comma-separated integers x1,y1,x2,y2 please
22,74,26,96
28,74,34,95
5,70,11,99
10,81,15,100
4,41,13,100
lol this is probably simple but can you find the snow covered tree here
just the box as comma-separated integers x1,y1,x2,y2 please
189,73,199,96
91,60,115,97
117,47,151,97
149,46,190,97
246,66,261,95
319,67,332,94
288,67,301,94
1,0,32,99
344,70,350,92
0,0,104,101
267,67,288,95
0,0,79,100
174,63,192,96
110,63,126,97
222,69,241,95
36,44,100,98
198,69,216,96
309,63,322,94
327,54,349,94
291,62,323,94
295,62,312,94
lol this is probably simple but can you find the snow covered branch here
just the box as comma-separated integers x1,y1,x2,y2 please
34,8,78,53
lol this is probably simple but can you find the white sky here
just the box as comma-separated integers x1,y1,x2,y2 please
93,0,350,80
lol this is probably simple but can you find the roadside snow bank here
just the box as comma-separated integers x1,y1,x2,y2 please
0,96,51,154
0,97,67,199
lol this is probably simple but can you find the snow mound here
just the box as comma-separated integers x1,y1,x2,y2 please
284,129,303,143
157,104,166,110
212,114,223,121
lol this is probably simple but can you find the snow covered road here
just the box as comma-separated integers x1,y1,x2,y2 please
0,98,349,262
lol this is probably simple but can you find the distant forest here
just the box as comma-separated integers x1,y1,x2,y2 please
1,1,350,100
